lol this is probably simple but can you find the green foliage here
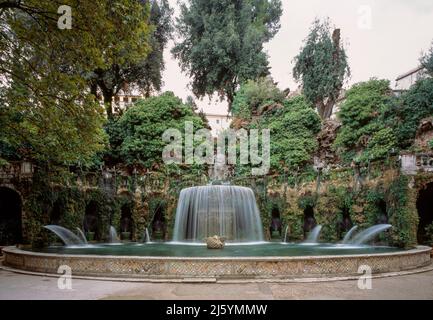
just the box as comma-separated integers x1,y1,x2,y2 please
420,41,433,76
293,18,350,119
172,0,283,108
236,96,320,175
391,78,433,149
108,92,207,172
0,1,150,164
232,77,285,119
334,79,397,164
386,176,418,248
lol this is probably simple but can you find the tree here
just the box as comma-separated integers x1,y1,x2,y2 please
232,77,285,119
109,92,207,171
0,1,117,164
88,0,156,119
391,78,433,148
334,79,397,164
172,0,283,111
235,95,321,176
293,18,350,119
420,41,433,76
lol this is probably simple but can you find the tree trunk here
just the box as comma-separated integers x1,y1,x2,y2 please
102,91,114,120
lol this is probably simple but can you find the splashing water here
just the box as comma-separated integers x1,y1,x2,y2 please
143,228,151,243
109,226,119,243
173,186,264,242
350,224,392,245
342,226,358,244
44,225,85,246
76,228,88,245
304,225,323,244
284,226,290,243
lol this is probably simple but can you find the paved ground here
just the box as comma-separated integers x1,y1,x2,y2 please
0,268,432,300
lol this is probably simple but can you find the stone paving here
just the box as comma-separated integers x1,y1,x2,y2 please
0,268,432,300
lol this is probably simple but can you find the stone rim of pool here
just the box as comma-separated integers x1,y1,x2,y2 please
3,245,431,281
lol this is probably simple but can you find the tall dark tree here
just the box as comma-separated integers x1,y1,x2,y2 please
293,18,350,120
172,0,282,111
90,0,173,119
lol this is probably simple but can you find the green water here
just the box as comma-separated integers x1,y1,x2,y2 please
28,242,404,257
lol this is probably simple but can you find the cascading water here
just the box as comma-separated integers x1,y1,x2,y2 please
342,226,358,244
173,185,264,242
45,225,85,246
304,225,322,244
76,228,88,245
349,224,392,245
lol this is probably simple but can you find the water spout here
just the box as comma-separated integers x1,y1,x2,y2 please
173,185,264,242
342,226,358,244
143,228,151,243
109,226,119,243
44,225,85,246
304,225,322,244
76,228,88,245
350,224,392,245
284,226,290,243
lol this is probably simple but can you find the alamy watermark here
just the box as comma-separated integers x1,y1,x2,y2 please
58,5,72,30
358,265,373,290
162,122,270,176
57,265,72,290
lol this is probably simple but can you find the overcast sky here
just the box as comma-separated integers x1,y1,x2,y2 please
161,0,433,115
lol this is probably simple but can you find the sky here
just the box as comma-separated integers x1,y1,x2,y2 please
161,0,433,115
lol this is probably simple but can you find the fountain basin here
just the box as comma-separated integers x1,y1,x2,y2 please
2,245,431,281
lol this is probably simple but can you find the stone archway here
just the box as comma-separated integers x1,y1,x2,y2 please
83,201,100,241
270,206,282,239
303,205,317,239
120,204,133,240
417,183,433,244
0,187,23,245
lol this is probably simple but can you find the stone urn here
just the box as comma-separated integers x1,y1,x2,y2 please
205,235,225,249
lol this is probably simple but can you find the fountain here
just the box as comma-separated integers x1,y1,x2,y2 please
173,185,264,242
7,220,428,280
143,228,151,243
76,228,88,245
109,226,119,243
284,226,290,243
349,224,392,245
304,225,323,244
342,226,358,244
44,225,85,246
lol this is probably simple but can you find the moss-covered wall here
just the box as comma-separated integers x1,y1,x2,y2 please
2,163,430,249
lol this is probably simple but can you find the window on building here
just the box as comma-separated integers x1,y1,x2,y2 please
216,120,220,124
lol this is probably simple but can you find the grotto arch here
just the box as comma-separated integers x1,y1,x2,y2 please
416,183,433,245
120,203,133,240
269,206,282,239
151,201,166,240
303,205,317,239
50,200,62,225
338,206,353,240
83,200,100,241
0,186,23,245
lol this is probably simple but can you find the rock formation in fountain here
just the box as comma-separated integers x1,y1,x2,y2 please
173,186,264,242
44,225,85,246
